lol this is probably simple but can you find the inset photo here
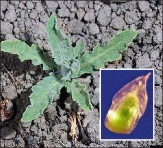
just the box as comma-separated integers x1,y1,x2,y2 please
100,69,154,140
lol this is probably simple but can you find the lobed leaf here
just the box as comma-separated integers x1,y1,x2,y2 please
65,79,93,111
47,14,74,66
47,14,82,77
21,72,65,122
1,40,56,70
78,30,137,75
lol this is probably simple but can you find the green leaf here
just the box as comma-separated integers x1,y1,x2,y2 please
1,40,56,70
65,79,93,111
21,72,64,122
74,39,85,58
47,14,82,77
47,14,74,66
78,30,137,75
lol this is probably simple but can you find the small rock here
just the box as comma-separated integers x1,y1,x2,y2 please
35,2,44,13
36,22,46,39
25,82,32,89
147,12,155,17
97,5,111,26
92,71,99,87
5,34,16,40
58,1,66,9
14,27,20,34
142,19,152,30
125,11,139,25
46,1,58,11
58,8,70,17
155,86,162,107
76,9,85,20
137,29,145,37
138,1,150,12
5,9,17,22
89,23,99,35
29,10,38,19
151,50,159,60
26,1,34,9
110,17,126,29
40,13,49,23
155,32,162,42
154,135,160,144
130,24,137,30
10,1,19,6
1,127,16,139
136,54,152,68
111,12,117,19
127,48,134,57
155,74,162,85
40,116,47,129
25,19,32,28
30,125,38,133
124,63,132,68
84,9,95,22
67,19,84,34
1,1,8,11
110,3,118,11
91,87,99,106
2,85,17,100
76,1,88,8
87,116,99,143
94,3,100,11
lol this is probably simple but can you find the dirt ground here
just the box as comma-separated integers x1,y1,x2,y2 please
1,0,162,147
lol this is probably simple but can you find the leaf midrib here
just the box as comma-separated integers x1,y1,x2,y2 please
31,75,62,100
80,41,127,69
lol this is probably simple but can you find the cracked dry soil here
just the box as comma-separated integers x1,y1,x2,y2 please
0,0,163,147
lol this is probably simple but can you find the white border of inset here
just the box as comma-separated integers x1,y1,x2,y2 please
99,68,154,141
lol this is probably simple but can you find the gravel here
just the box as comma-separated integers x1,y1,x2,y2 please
84,9,95,22
97,5,111,26
125,11,140,25
110,16,126,29
91,87,99,106
67,19,84,34
5,9,17,22
136,53,152,68
26,1,34,10
89,23,99,35
46,1,58,11
58,8,70,18
76,9,85,20
1,0,162,147
29,10,38,19
142,19,153,30
138,1,150,12
1,21,13,34
151,50,160,61
2,85,17,100
1,1,8,11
